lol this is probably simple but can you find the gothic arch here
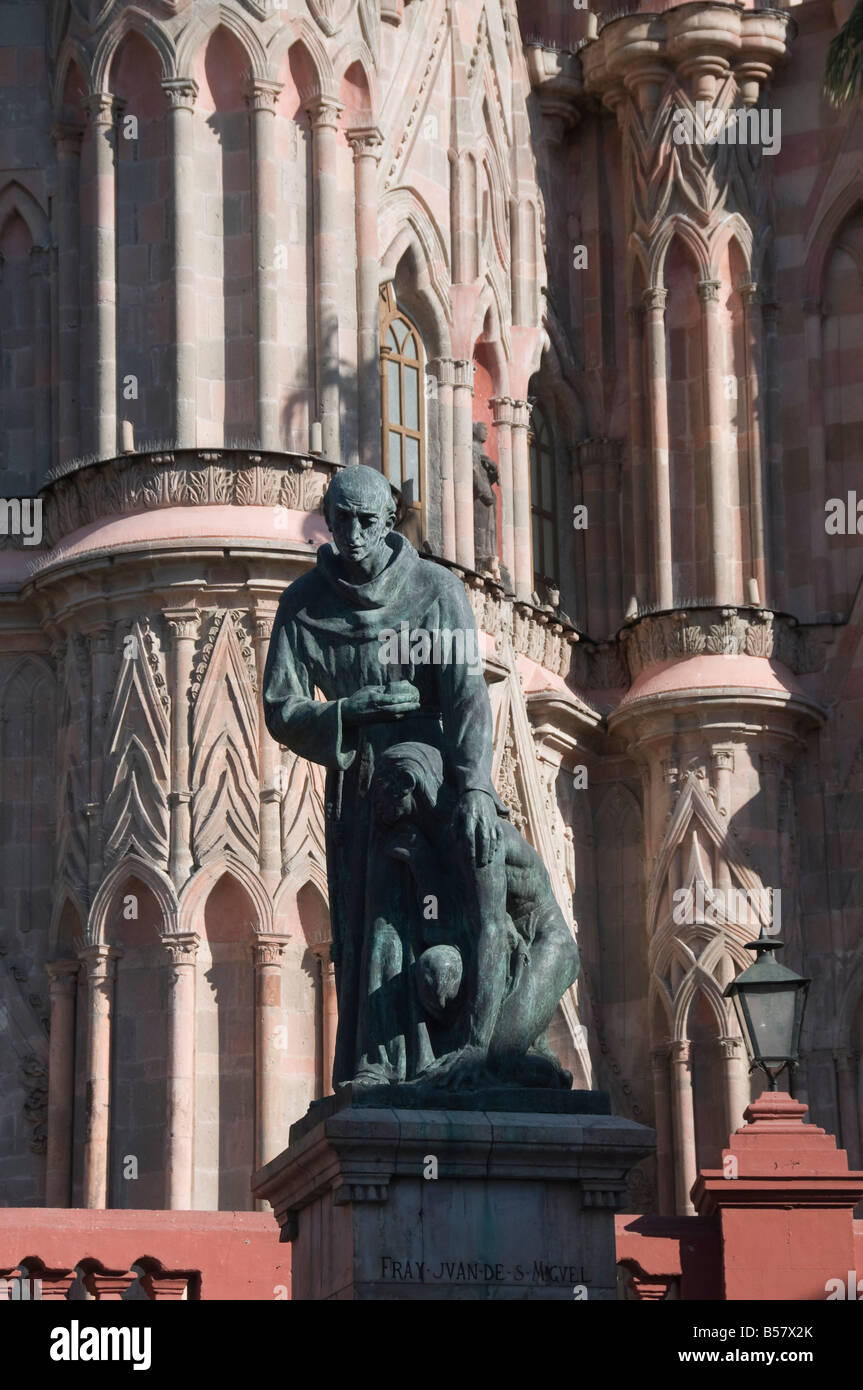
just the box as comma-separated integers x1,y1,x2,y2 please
471,283,509,397
0,653,54,702
711,215,754,284
380,194,452,359
274,856,329,931
269,26,335,98
648,216,711,288
672,968,731,1042
804,175,863,302
52,39,92,109
48,884,87,959
87,855,179,945
0,182,48,248
178,856,273,936
175,2,270,85
92,7,177,90
334,44,379,117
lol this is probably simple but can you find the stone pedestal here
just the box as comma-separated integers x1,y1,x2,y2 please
252,1089,654,1300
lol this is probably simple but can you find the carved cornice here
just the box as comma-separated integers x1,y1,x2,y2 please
22,449,337,549
619,607,824,679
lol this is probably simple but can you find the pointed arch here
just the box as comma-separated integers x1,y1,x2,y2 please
87,855,180,945
380,187,453,357
804,173,863,301
269,25,335,96
0,182,48,248
673,968,731,1042
648,215,711,288
92,6,177,90
52,38,92,110
178,856,273,936
175,2,269,85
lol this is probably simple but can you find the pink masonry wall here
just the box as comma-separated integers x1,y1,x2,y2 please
0,1209,288,1301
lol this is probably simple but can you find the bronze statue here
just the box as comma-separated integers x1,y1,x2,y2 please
263,464,578,1093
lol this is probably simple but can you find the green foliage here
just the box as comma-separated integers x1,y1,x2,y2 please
824,1,863,106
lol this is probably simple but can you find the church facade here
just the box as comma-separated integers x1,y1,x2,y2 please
0,0,861,1227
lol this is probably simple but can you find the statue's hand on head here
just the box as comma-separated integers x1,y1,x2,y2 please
453,788,501,868
342,680,420,726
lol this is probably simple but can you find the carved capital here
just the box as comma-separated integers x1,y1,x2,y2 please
246,79,282,113
161,78,199,113
669,1039,691,1064
50,121,84,155
510,399,530,430
83,91,117,127
428,357,456,388
252,936,290,968
76,943,122,979
161,932,200,966
490,395,515,427
305,95,343,130
163,607,200,642
717,1035,746,1062
711,745,734,772
697,278,722,305
642,286,667,313
45,960,80,996
347,126,384,159
452,359,474,391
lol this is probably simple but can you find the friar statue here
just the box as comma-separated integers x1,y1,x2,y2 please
263,464,578,1092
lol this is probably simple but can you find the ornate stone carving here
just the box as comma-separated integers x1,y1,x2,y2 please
102,620,170,870
20,1055,48,1155
620,609,823,680
33,450,336,549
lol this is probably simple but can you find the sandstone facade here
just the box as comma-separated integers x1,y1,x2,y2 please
0,0,860,1219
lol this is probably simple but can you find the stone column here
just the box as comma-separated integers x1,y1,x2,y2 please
163,608,199,889
431,358,456,560
740,283,768,605
348,128,383,471
762,299,786,610
803,297,829,615
579,440,608,636
718,1035,751,1140
253,936,290,1172
78,943,121,1209
162,933,199,1209
698,278,733,605
491,396,515,589
45,961,79,1207
29,244,52,477
252,604,280,889
510,398,533,600
669,1039,697,1215
651,1044,675,1215
835,1049,862,1171
51,122,84,466
162,79,199,449
452,359,475,570
83,93,118,460
313,945,338,1097
248,80,282,452
642,287,673,611
627,302,648,601
306,96,344,459
86,626,114,899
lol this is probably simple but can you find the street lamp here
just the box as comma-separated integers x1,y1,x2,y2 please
724,925,810,1091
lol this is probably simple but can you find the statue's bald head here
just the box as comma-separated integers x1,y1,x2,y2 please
323,465,396,531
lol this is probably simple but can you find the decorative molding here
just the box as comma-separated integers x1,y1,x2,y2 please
102,619,170,870
620,608,823,679
24,450,336,550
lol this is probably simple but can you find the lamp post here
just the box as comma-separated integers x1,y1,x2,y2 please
724,925,810,1091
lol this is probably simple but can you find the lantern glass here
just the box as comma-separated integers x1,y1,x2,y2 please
736,985,796,1066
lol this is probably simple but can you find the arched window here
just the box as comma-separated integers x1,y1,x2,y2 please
529,404,558,590
380,285,425,526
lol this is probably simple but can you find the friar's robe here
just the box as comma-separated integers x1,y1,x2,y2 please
262,531,499,1085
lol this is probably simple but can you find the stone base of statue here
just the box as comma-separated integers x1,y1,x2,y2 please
252,1086,654,1301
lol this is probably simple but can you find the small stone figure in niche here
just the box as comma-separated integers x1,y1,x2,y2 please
262,463,579,1094
472,421,500,580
